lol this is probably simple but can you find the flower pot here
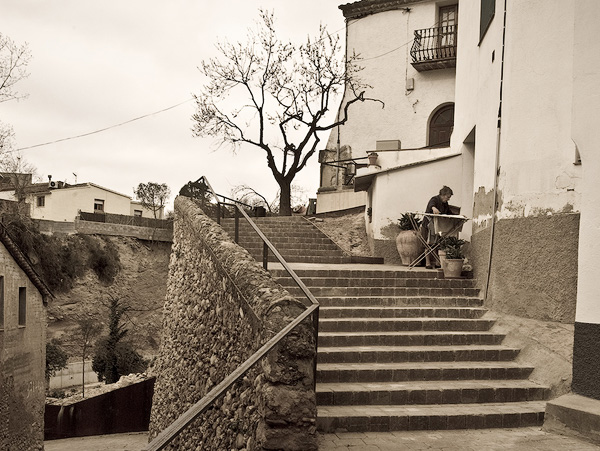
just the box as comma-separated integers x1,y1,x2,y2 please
368,152,379,166
443,258,464,278
438,250,447,271
396,230,424,266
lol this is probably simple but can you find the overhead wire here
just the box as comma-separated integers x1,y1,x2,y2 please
11,13,428,153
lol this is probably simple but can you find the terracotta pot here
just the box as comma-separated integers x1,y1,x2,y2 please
443,258,464,278
396,230,424,266
438,250,447,271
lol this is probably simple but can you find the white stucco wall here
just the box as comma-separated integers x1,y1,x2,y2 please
329,1,456,158
316,190,366,214
30,184,132,221
573,0,600,324
452,0,581,229
365,154,465,240
130,201,164,219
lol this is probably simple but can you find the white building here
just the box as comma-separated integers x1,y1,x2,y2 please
326,0,600,437
0,181,163,221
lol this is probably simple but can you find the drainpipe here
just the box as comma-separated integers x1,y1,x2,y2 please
484,0,508,302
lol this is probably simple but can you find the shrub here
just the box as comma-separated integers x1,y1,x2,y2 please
398,213,421,231
46,339,69,381
86,236,121,284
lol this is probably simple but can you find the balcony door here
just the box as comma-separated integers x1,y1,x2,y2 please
439,5,458,57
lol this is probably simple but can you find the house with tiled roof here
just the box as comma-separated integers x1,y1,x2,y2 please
0,222,53,450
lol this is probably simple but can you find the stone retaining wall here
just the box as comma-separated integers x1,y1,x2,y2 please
36,219,173,242
148,197,317,450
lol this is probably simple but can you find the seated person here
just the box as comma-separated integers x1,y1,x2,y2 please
421,185,453,269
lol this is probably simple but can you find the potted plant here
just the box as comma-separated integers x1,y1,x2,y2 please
438,236,464,272
441,237,466,278
395,213,424,265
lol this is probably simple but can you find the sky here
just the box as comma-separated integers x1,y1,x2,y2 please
0,1,347,210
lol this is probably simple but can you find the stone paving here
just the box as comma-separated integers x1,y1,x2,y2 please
43,428,599,450
318,428,599,450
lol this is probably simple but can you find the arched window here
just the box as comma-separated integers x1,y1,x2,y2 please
428,104,454,147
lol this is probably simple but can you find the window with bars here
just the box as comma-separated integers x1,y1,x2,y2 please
18,287,26,327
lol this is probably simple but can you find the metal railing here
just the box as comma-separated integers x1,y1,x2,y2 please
144,177,320,451
410,25,458,64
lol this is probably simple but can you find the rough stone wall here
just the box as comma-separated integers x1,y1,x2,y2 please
0,245,46,451
149,197,317,450
471,213,579,323
36,219,173,242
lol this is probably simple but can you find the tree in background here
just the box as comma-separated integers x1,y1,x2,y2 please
134,182,170,219
0,32,31,152
192,10,381,215
75,319,101,397
92,296,147,384
231,184,273,214
45,339,68,383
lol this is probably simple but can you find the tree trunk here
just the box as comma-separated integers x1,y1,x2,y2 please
278,181,292,216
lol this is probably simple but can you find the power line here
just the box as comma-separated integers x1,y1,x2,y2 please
13,98,194,152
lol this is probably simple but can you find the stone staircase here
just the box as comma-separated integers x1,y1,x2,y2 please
221,216,549,432
220,217,353,264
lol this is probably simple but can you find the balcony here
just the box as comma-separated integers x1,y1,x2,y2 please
410,25,457,72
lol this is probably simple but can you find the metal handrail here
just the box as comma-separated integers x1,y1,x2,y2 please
145,179,320,451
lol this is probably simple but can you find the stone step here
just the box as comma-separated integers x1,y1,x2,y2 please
317,345,520,364
270,268,448,280
286,286,480,297
316,296,483,308
240,243,344,256
317,361,535,383
319,306,487,319
233,236,337,245
316,380,549,406
319,318,495,333
318,331,505,347
316,401,547,432
276,276,477,289
249,255,352,264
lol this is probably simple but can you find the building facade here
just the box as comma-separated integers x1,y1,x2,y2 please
0,225,52,450
0,181,163,221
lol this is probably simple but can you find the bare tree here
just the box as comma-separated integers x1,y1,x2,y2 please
75,319,101,398
0,32,31,104
231,184,272,213
192,10,382,215
134,182,170,219
0,33,31,153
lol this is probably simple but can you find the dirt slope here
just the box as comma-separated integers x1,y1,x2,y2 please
47,236,171,358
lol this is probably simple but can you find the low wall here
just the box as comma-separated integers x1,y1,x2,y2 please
36,219,173,242
44,378,155,440
148,197,317,450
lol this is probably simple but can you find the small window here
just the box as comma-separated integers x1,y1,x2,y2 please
18,287,26,327
133,210,143,217
37,196,45,207
0,277,4,329
480,0,496,42
94,199,105,212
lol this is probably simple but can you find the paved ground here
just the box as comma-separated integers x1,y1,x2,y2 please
44,428,599,450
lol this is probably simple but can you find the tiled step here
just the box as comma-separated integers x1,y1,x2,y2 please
276,277,478,289
316,296,483,308
317,401,547,432
316,380,549,406
286,286,480,297
317,361,534,383
246,248,346,257
319,318,495,333
248,255,352,264
318,331,505,347
317,345,520,364
319,306,487,319
235,236,337,246
270,268,447,279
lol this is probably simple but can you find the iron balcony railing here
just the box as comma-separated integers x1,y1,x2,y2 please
410,25,458,71
144,176,320,451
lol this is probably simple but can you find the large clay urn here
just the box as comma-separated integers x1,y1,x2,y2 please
395,230,424,265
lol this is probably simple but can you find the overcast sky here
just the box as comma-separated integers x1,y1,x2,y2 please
0,1,346,210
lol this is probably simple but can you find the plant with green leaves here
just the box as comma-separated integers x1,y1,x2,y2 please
398,213,421,231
